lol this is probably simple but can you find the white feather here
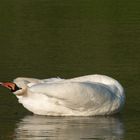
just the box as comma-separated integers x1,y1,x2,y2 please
13,74,125,116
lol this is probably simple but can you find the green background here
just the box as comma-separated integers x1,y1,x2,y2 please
0,0,140,139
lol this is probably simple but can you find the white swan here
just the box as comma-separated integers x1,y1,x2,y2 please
0,74,125,116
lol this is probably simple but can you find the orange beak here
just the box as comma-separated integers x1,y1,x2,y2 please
0,82,22,92
0,82,16,90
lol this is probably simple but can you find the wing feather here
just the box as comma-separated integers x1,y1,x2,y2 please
29,82,113,109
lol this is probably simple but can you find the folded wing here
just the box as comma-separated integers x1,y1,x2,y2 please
29,82,114,110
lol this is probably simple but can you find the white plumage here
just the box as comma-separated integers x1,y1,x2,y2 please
12,74,125,116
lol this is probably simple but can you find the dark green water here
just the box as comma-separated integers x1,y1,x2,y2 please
0,0,140,139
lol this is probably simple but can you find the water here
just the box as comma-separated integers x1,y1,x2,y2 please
15,116,124,140
0,0,140,139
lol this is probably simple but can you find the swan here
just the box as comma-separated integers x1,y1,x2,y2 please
0,74,125,116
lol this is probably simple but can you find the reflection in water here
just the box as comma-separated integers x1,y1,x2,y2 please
15,115,124,140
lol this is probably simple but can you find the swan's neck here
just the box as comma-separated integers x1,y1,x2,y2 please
13,82,28,97
15,88,27,96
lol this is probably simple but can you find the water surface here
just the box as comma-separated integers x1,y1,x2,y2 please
0,0,140,140
15,115,124,140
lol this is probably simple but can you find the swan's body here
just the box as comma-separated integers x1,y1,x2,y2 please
4,75,125,116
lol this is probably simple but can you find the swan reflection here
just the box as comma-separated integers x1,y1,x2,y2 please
15,115,124,140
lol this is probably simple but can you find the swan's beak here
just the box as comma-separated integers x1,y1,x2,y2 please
0,82,21,92
0,82,16,90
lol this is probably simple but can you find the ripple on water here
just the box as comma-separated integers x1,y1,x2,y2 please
14,115,124,140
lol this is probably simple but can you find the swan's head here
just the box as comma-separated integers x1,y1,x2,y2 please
0,82,25,96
